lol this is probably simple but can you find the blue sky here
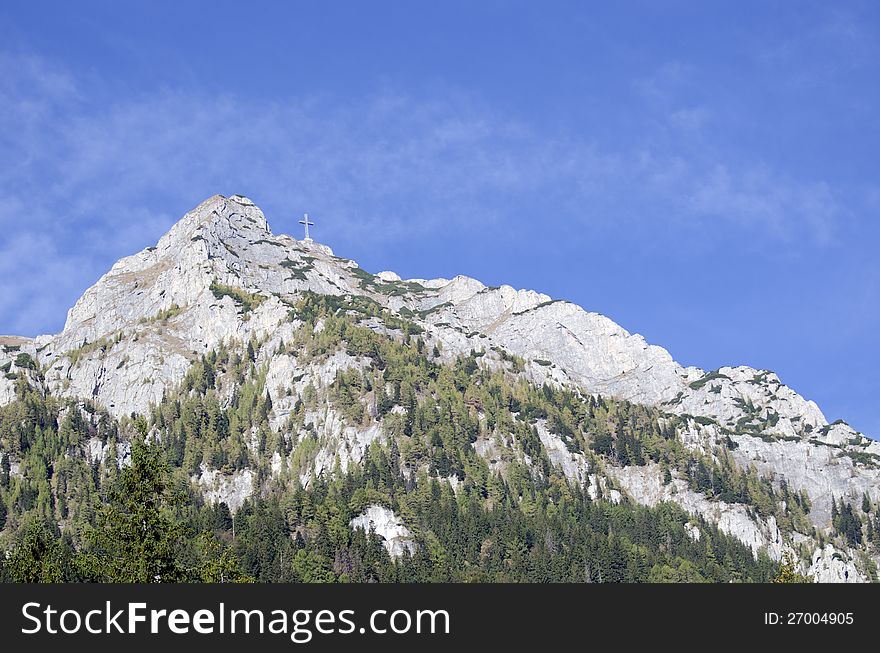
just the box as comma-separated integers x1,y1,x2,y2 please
1,1,878,435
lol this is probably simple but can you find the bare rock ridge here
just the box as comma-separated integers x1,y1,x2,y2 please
0,194,876,582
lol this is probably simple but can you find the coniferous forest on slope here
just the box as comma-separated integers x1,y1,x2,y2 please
0,294,854,583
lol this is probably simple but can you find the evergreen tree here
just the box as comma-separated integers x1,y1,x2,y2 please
77,421,187,582
5,518,72,582
195,533,252,583
0,453,10,489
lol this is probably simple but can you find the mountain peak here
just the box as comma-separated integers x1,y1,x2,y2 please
157,194,271,252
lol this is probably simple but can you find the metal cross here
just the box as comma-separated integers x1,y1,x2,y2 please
299,213,314,241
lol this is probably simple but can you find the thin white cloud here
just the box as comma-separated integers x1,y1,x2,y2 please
667,106,710,134
632,60,692,102
682,164,842,244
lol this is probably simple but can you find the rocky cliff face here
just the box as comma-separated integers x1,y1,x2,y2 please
350,505,417,558
2,194,877,581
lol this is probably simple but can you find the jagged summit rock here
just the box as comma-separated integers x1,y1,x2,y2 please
1,194,876,582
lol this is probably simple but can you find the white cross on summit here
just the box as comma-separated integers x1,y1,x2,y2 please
299,213,314,241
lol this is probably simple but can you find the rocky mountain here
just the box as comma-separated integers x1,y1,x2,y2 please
2,194,878,582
